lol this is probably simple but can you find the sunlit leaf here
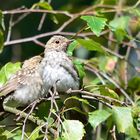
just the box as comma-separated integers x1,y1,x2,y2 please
32,2,52,10
81,16,107,36
73,59,85,79
29,126,40,140
115,28,127,43
112,106,139,139
99,56,117,72
32,2,58,24
77,38,105,53
65,96,95,109
88,110,111,130
61,120,85,140
0,62,21,86
99,86,119,99
109,16,130,31
67,40,79,56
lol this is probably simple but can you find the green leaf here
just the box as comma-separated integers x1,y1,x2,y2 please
109,16,130,31
0,30,4,53
128,77,140,91
32,2,58,24
99,56,117,72
67,40,79,56
112,106,139,139
73,59,85,79
64,96,95,109
77,38,105,53
99,86,119,99
29,126,40,140
3,130,16,139
0,62,21,86
61,120,85,140
88,110,111,130
114,28,127,43
32,2,52,10
81,16,107,36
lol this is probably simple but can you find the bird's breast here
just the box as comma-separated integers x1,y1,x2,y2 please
41,51,79,92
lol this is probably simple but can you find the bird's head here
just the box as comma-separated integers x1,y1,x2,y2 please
45,35,72,52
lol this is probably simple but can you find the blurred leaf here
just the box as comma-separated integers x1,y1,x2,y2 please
109,16,130,43
50,15,58,24
73,59,85,79
0,135,7,140
129,8,140,17
32,2,52,10
88,110,111,130
112,106,139,139
29,126,40,140
67,40,79,56
109,16,130,31
65,96,95,109
132,106,140,131
90,77,101,85
81,16,107,36
3,130,16,139
0,128,7,140
61,120,85,140
99,56,117,72
128,77,140,91
115,28,127,43
0,30,4,53
0,62,21,86
32,2,58,24
77,39,105,53
99,86,119,99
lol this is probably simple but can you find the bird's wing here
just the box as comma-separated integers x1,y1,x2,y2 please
0,55,42,97
0,68,31,97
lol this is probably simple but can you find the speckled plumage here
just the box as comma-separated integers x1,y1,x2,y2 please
40,36,80,95
0,35,80,108
0,56,45,107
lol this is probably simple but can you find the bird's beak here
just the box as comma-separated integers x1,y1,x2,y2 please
67,39,74,45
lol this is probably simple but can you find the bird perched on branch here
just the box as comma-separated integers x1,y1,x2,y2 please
0,36,80,111
39,35,82,121
40,35,80,95
0,55,44,108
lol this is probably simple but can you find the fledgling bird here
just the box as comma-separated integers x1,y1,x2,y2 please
0,55,44,108
0,36,80,116
39,35,80,96
39,36,82,121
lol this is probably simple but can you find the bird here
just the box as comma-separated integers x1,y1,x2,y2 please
39,35,83,121
0,55,44,108
0,35,81,119
39,35,80,97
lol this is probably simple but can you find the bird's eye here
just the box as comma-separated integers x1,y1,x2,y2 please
55,40,60,44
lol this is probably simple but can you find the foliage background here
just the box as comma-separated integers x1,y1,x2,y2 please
0,0,140,140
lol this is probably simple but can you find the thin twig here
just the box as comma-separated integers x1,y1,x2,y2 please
6,14,13,42
85,65,134,105
21,102,37,140
82,95,112,108
3,9,73,18
67,89,128,106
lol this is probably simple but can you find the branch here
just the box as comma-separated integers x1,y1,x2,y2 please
3,9,73,18
67,89,128,106
85,65,134,105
